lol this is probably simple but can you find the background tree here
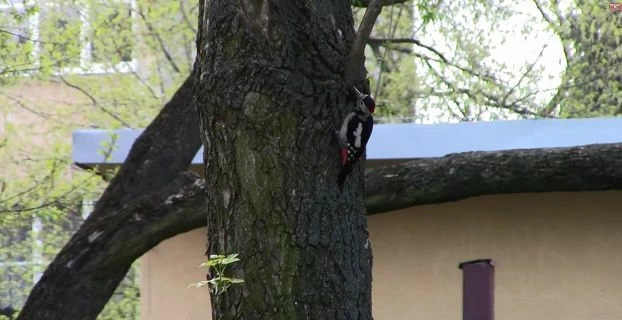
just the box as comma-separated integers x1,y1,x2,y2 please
357,0,567,122
533,0,622,117
1,0,197,318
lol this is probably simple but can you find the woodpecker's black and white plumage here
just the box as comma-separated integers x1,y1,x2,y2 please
336,87,376,190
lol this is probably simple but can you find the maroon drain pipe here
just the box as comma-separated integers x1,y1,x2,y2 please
458,259,495,320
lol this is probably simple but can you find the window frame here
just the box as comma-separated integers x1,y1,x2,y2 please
0,0,138,76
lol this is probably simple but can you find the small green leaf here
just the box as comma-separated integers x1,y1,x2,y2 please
219,254,241,265
204,256,225,267
207,278,220,291
188,280,209,288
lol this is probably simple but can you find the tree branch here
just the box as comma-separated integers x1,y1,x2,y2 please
135,5,182,74
531,0,573,64
346,0,383,86
367,37,448,63
423,59,539,117
365,143,622,214
82,142,622,219
500,43,548,107
352,0,411,7
58,75,132,127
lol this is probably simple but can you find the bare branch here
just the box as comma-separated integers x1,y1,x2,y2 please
423,59,539,117
551,0,567,28
531,0,573,64
0,91,51,118
129,70,161,99
410,49,504,87
179,1,197,34
346,0,383,86
135,6,182,74
0,28,59,45
367,37,448,63
57,75,131,127
352,0,411,7
531,0,557,26
500,43,548,106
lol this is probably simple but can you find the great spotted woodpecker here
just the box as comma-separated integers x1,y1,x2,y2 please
336,87,376,190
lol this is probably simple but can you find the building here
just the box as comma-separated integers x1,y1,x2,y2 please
73,117,622,320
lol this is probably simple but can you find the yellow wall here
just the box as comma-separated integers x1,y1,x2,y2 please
141,191,622,320
140,230,211,320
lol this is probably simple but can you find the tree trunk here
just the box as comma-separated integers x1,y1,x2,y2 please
195,1,373,319
17,75,202,320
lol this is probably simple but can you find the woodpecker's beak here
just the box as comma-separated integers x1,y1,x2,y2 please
353,87,366,99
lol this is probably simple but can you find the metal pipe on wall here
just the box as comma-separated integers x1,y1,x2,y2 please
458,259,495,320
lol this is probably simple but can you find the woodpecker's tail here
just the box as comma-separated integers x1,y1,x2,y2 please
337,164,353,191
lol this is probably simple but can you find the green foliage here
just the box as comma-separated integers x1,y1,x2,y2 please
0,0,197,317
190,254,245,296
553,3,622,117
414,0,440,24
0,3,37,83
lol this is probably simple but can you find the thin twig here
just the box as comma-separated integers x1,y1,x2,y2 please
501,43,548,105
179,1,197,34
135,6,182,74
367,37,448,63
0,29,60,45
58,75,131,127
352,0,411,7
0,92,50,118
423,59,539,117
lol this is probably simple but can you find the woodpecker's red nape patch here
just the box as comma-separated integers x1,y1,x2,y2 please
363,96,376,113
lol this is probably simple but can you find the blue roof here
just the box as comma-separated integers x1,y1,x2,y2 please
72,117,622,165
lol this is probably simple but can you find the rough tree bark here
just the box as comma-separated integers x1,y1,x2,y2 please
17,75,202,320
365,143,622,213
194,1,373,319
